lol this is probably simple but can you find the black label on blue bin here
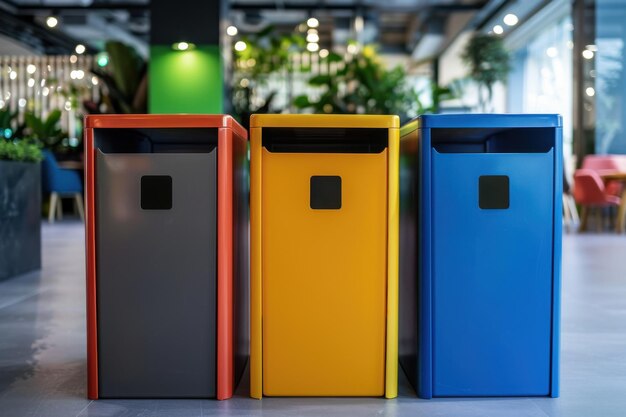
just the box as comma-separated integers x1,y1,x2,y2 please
479,175,509,209
310,176,342,209
141,175,172,210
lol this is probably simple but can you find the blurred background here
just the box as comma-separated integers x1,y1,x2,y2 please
1,1,625,236
2,2,626,417
1,0,625,269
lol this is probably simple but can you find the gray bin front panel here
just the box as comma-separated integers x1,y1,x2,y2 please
96,150,217,398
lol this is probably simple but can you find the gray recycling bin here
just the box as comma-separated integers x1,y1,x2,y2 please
84,115,249,399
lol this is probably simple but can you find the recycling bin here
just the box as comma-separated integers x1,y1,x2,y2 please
399,114,562,398
249,114,399,398
84,115,249,400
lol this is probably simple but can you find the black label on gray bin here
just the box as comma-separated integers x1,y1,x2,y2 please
479,175,509,209
310,176,342,209
141,175,172,210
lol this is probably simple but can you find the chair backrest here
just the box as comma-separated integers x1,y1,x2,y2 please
582,155,626,173
573,169,609,205
41,150,57,193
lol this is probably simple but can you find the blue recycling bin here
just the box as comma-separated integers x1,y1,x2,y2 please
399,114,562,398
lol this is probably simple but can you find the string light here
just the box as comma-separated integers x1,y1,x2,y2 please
306,33,320,43
234,41,247,52
307,43,319,52
582,49,594,59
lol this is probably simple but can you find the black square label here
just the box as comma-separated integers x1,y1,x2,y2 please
479,175,509,209
141,175,172,210
310,176,341,209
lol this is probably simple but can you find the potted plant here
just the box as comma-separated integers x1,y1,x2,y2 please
84,41,148,115
461,33,511,112
294,44,455,122
231,26,306,128
24,109,66,150
0,107,43,281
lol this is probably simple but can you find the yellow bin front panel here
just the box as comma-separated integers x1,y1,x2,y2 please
262,148,388,396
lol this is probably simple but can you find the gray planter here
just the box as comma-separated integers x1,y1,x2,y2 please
0,160,41,281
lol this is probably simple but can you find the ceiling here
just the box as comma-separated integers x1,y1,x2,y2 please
230,0,489,56
0,0,498,58
0,0,149,55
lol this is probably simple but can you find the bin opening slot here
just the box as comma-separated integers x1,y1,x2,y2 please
262,127,387,153
94,128,218,153
431,127,554,153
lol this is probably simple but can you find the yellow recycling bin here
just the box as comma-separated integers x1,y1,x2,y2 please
250,114,399,398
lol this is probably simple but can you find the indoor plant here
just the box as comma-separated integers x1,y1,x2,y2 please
461,33,511,112
294,44,454,122
0,107,43,281
84,41,147,115
232,25,306,128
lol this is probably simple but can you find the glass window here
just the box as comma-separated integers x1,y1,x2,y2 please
508,16,574,166
595,0,626,154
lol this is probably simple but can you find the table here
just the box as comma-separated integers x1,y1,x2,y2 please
601,172,626,233
57,160,84,170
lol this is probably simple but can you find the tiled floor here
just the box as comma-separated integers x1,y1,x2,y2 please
1,222,626,416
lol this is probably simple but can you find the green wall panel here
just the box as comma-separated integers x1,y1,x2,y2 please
149,45,223,114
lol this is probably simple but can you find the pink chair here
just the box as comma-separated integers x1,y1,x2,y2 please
574,169,621,231
581,155,626,196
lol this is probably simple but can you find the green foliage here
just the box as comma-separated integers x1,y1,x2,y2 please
0,105,41,162
87,41,147,114
231,27,457,122
24,110,66,149
0,106,25,140
231,26,306,127
0,140,43,163
294,45,452,121
461,33,511,111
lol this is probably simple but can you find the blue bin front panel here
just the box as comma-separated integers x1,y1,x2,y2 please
431,149,554,396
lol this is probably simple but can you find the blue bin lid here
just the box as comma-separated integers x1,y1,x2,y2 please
418,114,562,129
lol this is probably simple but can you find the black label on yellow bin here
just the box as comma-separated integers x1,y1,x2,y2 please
479,175,509,209
141,175,172,210
310,176,342,210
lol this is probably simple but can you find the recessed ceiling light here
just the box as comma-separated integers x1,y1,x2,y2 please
227,26,238,36
172,42,195,51
46,16,58,28
503,14,519,26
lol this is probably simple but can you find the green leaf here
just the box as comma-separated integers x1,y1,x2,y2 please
309,75,331,86
106,41,143,102
258,25,275,38
327,52,343,63
293,95,312,108
43,109,62,135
